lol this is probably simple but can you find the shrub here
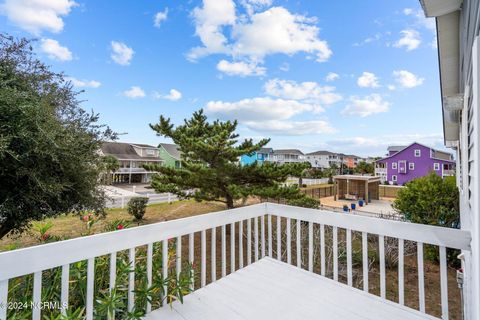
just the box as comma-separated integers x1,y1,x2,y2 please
7,243,194,319
127,197,149,221
103,219,131,232
287,196,320,209
393,172,459,264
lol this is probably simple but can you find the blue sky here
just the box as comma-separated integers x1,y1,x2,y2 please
0,0,445,157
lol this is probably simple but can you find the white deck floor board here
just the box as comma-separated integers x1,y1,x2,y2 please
145,257,439,320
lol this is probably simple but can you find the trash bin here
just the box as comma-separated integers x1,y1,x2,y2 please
351,203,356,210
343,205,349,212
358,200,364,207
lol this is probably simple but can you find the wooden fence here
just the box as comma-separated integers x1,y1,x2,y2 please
378,185,404,198
300,185,334,199
299,185,403,199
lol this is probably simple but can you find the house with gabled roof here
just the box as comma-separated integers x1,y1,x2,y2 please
100,142,163,183
159,143,182,168
374,142,455,185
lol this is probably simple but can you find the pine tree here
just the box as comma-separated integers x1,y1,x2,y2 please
147,110,302,209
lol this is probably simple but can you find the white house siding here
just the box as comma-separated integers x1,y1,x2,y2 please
458,2,480,318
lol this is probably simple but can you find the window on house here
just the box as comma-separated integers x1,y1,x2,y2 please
146,149,155,155
392,162,397,169
409,162,415,170
434,163,440,170
414,149,421,157
392,175,397,182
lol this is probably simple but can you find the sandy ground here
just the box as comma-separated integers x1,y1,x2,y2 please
320,196,400,218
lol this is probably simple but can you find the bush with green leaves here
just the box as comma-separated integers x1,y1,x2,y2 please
127,197,149,221
0,34,115,240
7,242,194,319
286,197,320,209
393,172,459,264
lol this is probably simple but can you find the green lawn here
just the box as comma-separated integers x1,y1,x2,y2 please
0,200,231,252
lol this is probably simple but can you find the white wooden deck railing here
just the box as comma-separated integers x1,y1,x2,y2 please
0,203,471,320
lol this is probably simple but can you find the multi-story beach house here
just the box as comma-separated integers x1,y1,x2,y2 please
305,151,364,169
271,149,305,164
239,148,274,165
374,142,455,185
100,142,164,183
158,143,182,168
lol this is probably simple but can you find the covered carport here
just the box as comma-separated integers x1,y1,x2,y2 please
333,175,380,205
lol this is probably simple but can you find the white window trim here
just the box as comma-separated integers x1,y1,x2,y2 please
434,163,440,171
392,162,397,169
409,162,415,170
414,149,421,157
392,175,397,182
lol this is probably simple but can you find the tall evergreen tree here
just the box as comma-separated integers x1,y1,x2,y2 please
147,110,303,209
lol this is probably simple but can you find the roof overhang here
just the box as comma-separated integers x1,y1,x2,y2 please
420,0,462,17
419,0,463,148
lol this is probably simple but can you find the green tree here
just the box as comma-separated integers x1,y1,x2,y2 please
286,162,311,186
146,110,301,209
0,35,115,239
354,161,374,175
102,155,120,185
393,172,459,228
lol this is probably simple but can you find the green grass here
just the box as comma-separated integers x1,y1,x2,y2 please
0,200,229,251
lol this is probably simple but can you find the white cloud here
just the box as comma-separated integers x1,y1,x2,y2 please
357,72,380,88
154,8,168,27
393,29,421,51
111,41,134,66
264,79,342,105
153,89,182,101
326,133,444,156
0,0,77,34
217,59,266,77
66,77,101,88
205,97,322,122
241,0,272,15
403,8,436,33
279,62,290,72
325,72,339,82
245,120,335,135
342,94,390,117
40,39,72,61
189,0,236,59
165,89,182,101
393,70,424,88
189,2,332,65
387,84,396,91
123,86,145,98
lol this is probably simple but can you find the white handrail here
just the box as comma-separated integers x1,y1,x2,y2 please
265,203,471,250
0,203,266,281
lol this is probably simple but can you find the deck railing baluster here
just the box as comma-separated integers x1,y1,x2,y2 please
346,229,352,286
146,244,153,313
398,239,404,305
86,259,94,320
439,246,449,319
417,242,425,313
201,230,206,287
320,224,325,276
211,227,217,282
247,219,252,265
296,219,301,268
379,235,386,299
128,248,135,312
230,223,235,273
277,216,281,261
333,226,338,281
222,225,227,277
254,216,259,261
287,218,291,264
362,232,368,292
268,215,273,257
60,264,70,316
239,221,244,269
308,222,313,272
176,236,182,279
32,271,42,320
